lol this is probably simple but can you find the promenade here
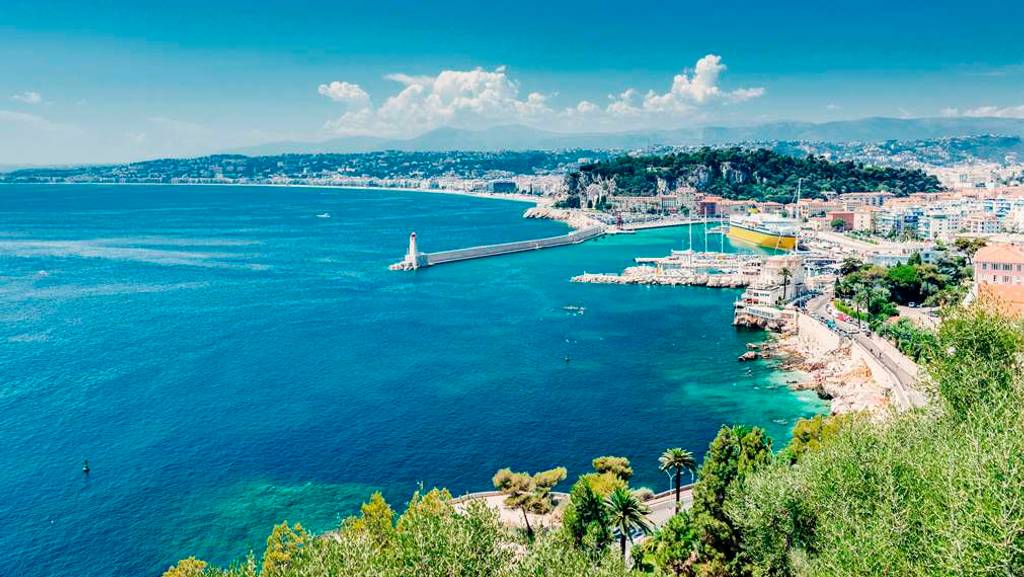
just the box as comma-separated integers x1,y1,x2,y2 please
451,485,695,533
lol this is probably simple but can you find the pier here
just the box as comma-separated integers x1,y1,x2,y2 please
389,226,605,270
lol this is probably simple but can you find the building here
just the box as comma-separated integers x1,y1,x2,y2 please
963,213,1001,235
826,211,855,231
488,181,518,193
918,212,961,241
697,195,723,217
853,206,875,232
839,191,893,209
974,243,1024,286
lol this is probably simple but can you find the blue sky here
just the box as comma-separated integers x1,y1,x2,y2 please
3,0,1024,164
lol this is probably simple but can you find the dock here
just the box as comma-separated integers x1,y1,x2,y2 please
389,226,605,270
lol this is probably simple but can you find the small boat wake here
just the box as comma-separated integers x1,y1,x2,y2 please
316,213,331,219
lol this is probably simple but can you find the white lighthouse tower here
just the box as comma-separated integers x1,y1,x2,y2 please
405,232,419,270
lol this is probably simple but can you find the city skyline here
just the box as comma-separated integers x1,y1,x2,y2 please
3,0,1024,164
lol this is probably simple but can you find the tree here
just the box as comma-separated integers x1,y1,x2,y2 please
261,522,310,577
530,467,568,514
342,491,396,550
830,217,847,231
493,468,537,538
161,557,207,577
605,486,653,561
839,256,865,276
658,448,697,514
646,511,698,577
562,475,613,553
953,236,987,264
779,267,793,303
689,426,772,575
780,414,852,464
493,466,567,538
592,456,633,481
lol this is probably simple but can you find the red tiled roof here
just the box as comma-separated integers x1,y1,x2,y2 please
975,243,1024,264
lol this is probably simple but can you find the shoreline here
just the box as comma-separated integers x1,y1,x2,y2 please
4,180,609,232
759,330,891,415
0,180,546,205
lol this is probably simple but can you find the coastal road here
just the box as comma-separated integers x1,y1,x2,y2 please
644,486,695,527
803,293,926,409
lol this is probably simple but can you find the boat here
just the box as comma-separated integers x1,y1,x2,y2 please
727,214,798,251
316,213,331,219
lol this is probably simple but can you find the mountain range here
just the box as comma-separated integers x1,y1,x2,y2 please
229,117,1024,155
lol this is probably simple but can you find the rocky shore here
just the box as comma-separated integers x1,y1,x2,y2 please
752,332,891,414
523,205,604,231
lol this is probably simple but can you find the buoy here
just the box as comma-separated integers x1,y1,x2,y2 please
82,460,90,474
564,355,571,363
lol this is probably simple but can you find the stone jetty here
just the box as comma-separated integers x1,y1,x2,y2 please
571,266,750,287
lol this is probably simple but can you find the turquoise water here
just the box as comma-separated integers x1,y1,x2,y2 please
0,184,826,577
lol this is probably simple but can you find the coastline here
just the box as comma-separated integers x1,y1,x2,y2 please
1,180,546,205
4,180,608,232
760,330,892,415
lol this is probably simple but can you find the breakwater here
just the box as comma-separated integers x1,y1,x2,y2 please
390,225,605,270
572,267,750,287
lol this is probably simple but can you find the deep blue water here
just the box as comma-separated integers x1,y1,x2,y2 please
0,184,825,577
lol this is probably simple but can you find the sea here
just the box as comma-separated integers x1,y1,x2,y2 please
0,184,826,577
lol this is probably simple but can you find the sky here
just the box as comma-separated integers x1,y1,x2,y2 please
3,0,1024,165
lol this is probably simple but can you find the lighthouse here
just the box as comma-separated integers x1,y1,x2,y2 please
406,232,419,270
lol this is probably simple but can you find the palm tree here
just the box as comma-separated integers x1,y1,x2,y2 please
779,266,793,304
658,448,696,514
605,486,654,561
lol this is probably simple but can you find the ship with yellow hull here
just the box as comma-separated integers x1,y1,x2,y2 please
727,215,798,251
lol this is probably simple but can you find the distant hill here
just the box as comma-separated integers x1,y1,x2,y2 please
703,117,1024,145
228,117,1024,155
229,125,702,155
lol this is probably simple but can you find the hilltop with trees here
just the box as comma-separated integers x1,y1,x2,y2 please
569,147,942,203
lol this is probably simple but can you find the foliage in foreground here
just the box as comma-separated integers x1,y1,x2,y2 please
169,488,633,577
730,302,1024,576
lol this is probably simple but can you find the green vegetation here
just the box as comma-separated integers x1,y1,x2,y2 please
658,448,696,514
606,487,654,559
834,249,972,328
728,302,1024,576
166,302,1024,577
570,148,941,202
492,466,567,538
876,318,939,361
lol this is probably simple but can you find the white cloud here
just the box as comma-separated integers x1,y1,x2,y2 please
317,81,371,108
640,55,762,113
319,55,762,136
11,91,42,105
0,109,62,131
944,104,1024,119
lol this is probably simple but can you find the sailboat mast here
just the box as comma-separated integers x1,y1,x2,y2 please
704,207,709,253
